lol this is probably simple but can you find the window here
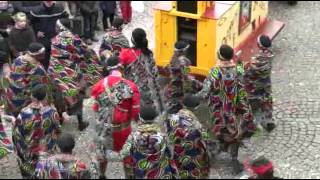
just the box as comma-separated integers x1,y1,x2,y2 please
177,17,197,66
239,1,252,34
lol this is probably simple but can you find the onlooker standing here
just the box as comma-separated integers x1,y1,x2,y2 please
30,1,68,70
8,12,36,58
79,1,99,45
0,1,14,31
100,1,116,31
0,33,10,76
120,1,132,24
11,1,41,17
0,33,10,112
62,1,84,37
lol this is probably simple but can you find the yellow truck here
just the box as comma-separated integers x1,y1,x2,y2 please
154,1,285,78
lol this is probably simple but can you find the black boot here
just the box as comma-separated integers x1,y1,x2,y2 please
73,99,88,131
230,159,244,175
230,143,243,174
77,114,89,131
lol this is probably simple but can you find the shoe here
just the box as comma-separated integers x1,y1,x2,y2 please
78,121,89,131
95,26,101,31
85,39,93,45
91,36,99,42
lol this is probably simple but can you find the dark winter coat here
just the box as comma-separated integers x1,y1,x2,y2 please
100,1,116,14
79,1,99,15
11,1,42,15
30,3,68,48
8,26,36,57
0,34,9,69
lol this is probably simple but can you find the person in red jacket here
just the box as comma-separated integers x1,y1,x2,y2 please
120,1,132,24
91,56,140,179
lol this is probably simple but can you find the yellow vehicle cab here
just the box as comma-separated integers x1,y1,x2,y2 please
154,1,285,78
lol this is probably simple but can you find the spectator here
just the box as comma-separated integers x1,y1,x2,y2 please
67,1,81,17
30,1,68,70
0,1,14,31
0,33,10,76
8,12,36,58
100,1,116,31
11,1,41,17
79,1,99,45
120,1,132,24
62,2,84,37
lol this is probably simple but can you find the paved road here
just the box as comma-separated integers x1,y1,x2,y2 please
1,1,320,179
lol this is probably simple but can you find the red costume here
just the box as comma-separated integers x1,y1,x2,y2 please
119,48,141,66
91,71,140,151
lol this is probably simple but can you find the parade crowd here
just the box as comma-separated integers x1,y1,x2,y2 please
0,1,281,179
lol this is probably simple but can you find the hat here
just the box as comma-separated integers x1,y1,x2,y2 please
246,156,274,176
257,35,272,48
12,12,27,22
28,42,45,56
174,40,190,51
183,94,200,108
218,44,234,61
140,106,158,122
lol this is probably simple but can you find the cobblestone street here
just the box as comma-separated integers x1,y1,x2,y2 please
1,1,320,179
